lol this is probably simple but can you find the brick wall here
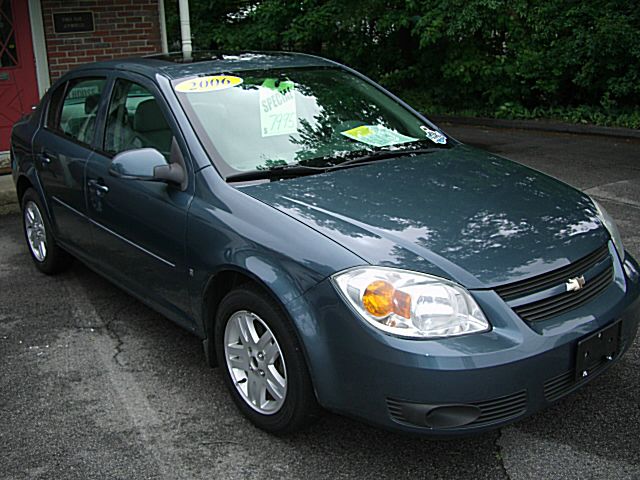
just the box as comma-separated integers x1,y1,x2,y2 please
41,0,162,82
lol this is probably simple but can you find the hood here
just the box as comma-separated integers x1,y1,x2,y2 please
239,145,609,288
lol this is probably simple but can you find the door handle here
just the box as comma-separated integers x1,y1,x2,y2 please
40,153,56,166
88,179,109,196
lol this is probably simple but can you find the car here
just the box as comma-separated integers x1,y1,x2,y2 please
10,51,640,436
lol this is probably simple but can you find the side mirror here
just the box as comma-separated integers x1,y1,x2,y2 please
109,148,185,188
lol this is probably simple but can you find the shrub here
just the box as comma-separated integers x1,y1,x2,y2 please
165,0,640,128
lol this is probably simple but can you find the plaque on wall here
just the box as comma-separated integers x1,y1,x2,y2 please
53,11,95,34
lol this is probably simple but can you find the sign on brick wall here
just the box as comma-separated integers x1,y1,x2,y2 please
42,0,162,81
53,12,94,34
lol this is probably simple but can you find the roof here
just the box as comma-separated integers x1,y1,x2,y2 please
71,51,338,80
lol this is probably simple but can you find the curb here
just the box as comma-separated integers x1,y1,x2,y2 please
430,115,640,140
0,152,9,174
0,174,18,214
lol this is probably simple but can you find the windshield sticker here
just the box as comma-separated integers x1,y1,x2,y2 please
262,77,295,94
420,126,447,145
174,75,243,93
340,125,418,148
260,79,297,137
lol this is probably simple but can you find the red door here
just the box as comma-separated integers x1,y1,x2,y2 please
0,0,39,152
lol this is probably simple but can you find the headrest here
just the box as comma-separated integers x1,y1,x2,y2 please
84,94,100,114
134,99,169,132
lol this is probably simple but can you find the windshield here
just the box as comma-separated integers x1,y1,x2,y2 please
174,67,448,176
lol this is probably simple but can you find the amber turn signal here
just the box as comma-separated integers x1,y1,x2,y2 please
362,280,412,319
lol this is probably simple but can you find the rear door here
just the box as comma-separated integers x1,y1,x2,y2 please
33,74,108,253
86,73,194,321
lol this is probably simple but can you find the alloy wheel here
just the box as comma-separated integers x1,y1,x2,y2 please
24,200,47,262
223,310,287,414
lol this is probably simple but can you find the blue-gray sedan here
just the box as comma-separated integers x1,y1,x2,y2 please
10,51,640,435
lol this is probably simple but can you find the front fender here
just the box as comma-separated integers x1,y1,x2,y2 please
186,166,365,334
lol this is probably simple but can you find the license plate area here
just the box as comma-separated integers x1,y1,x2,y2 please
575,320,621,381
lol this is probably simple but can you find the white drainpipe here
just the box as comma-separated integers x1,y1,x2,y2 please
28,0,50,96
158,0,169,54
178,0,192,60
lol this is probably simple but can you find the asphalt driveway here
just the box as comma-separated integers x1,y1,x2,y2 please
1,125,639,479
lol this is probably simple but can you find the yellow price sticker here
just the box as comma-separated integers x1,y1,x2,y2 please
175,75,243,93
341,125,418,147
343,125,373,138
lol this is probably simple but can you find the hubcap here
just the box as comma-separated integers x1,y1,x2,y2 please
24,201,47,262
224,310,287,415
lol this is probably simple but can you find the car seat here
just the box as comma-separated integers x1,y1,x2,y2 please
132,99,172,158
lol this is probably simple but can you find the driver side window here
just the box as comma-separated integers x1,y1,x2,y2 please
104,79,173,160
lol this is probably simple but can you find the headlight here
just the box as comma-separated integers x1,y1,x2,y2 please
332,267,490,339
593,199,625,261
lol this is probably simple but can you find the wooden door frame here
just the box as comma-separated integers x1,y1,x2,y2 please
0,0,48,165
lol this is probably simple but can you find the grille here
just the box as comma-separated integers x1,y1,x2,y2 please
544,348,623,402
386,398,407,422
471,391,527,425
513,264,613,322
543,371,575,402
386,390,527,428
495,244,610,301
494,244,613,322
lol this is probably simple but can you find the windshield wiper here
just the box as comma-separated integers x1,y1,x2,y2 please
324,147,441,171
226,164,326,183
226,147,444,183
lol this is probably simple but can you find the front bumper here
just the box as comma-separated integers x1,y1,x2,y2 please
287,252,640,435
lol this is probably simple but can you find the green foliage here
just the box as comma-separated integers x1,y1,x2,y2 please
165,0,640,128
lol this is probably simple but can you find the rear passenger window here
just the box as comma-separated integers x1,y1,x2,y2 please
55,78,106,145
104,79,173,159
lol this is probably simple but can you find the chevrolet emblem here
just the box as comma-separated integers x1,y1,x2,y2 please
566,275,586,292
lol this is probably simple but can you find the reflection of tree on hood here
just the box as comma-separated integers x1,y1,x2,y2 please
251,145,604,284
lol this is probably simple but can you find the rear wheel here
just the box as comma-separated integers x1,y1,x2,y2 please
215,287,320,434
21,188,72,274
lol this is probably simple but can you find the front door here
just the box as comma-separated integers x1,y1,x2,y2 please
0,0,39,152
86,75,193,322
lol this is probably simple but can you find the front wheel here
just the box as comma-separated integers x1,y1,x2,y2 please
214,287,320,434
21,188,72,274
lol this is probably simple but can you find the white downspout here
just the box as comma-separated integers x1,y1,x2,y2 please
28,0,50,96
158,0,169,54
178,0,192,60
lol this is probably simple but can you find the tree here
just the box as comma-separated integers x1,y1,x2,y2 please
165,0,640,126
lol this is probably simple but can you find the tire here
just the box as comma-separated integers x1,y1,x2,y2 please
215,286,320,434
21,188,72,275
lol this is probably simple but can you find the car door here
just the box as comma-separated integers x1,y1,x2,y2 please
85,73,194,321
33,74,108,253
